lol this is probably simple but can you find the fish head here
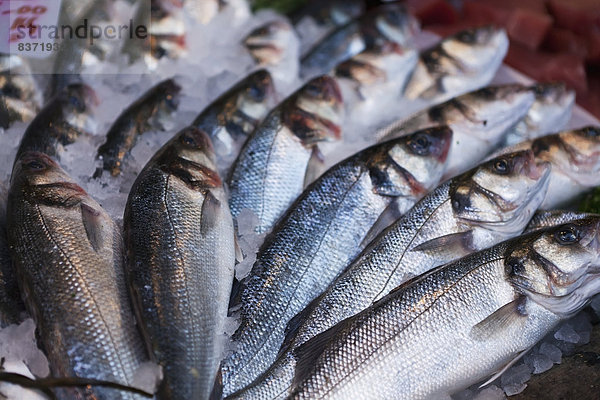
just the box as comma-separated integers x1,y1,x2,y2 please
285,76,344,145
11,151,87,206
327,0,364,26
373,4,419,46
530,82,575,109
532,126,600,186
244,20,294,65
371,125,452,197
157,126,222,189
505,216,600,316
238,69,277,120
451,150,551,232
60,83,99,134
440,26,508,72
157,78,182,112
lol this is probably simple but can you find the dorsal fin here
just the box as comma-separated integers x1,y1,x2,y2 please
291,315,356,389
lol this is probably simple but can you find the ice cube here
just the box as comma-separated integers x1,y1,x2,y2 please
539,342,562,364
554,323,580,344
473,385,506,400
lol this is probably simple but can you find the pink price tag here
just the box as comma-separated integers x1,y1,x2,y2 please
1,0,62,58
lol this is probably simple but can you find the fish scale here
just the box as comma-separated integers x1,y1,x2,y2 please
228,150,550,400
7,153,146,400
223,127,453,395
125,127,235,399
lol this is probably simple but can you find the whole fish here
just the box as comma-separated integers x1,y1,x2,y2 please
229,150,550,400
95,78,181,177
289,217,600,399
491,126,600,209
377,84,536,179
300,4,418,78
192,69,276,160
15,83,99,163
222,126,453,395
244,21,297,66
124,126,235,400
502,82,575,146
403,26,509,104
334,41,417,101
7,152,147,399
227,75,343,234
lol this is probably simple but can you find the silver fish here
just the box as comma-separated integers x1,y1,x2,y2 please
15,83,99,163
503,82,575,146
124,126,235,399
244,21,297,66
403,26,509,103
289,217,600,399
300,4,418,78
525,210,597,233
377,84,536,179
0,55,41,128
228,150,550,400
7,152,147,399
334,41,417,101
222,126,453,396
192,69,277,160
227,75,343,234
491,126,600,209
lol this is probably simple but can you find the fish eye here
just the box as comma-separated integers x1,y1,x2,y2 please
249,85,265,101
456,29,476,43
407,135,431,156
554,225,580,245
180,134,197,147
506,257,525,276
69,95,84,111
583,127,600,138
165,94,178,110
492,158,509,174
25,160,45,170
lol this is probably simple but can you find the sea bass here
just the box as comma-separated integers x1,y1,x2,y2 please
222,126,452,395
491,126,600,209
124,126,235,400
403,26,509,104
502,82,575,146
300,4,418,78
229,150,550,400
7,152,148,400
244,21,297,66
192,69,276,161
289,217,600,399
377,84,536,179
96,78,181,177
15,83,99,163
0,55,41,129
227,75,343,234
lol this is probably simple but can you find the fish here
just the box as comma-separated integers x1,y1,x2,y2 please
334,41,417,101
124,126,235,400
244,21,297,66
300,4,419,78
403,26,509,104
95,78,181,177
227,75,343,234
290,0,365,28
0,56,41,129
0,184,25,327
377,84,536,179
288,216,600,399
222,125,453,396
228,149,551,400
502,82,575,146
525,210,597,233
490,126,600,209
191,69,276,160
15,83,99,164
6,152,148,400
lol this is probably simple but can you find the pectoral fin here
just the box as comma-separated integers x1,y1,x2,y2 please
411,231,474,262
470,295,527,342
